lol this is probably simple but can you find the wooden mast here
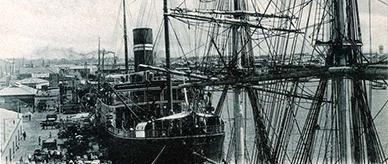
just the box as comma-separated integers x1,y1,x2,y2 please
163,0,173,111
233,0,244,163
332,0,353,162
123,0,129,74
98,38,101,88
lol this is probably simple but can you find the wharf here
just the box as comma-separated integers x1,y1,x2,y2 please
13,112,61,164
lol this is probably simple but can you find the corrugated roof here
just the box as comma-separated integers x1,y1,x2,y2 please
0,108,20,149
17,77,49,84
0,84,37,96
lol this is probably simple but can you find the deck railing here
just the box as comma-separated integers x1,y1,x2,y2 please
146,125,224,137
107,127,135,138
106,124,224,139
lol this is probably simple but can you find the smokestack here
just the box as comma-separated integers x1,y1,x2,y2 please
133,28,153,72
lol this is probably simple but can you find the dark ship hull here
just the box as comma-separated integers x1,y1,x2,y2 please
95,95,225,164
103,130,224,164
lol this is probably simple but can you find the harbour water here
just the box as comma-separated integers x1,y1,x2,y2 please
372,89,388,152
217,82,388,162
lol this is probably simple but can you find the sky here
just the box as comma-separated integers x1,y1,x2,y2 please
0,0,388,59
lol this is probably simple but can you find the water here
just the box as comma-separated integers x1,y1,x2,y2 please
213,84,388,162
372,89,388,151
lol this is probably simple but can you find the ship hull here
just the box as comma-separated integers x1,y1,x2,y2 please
101,129,224,164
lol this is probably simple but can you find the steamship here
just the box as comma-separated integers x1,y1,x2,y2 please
95,28,224,164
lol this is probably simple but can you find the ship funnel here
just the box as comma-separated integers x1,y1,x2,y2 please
133,28,153,72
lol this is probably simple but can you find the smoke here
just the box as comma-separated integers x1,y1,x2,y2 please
33,46,97,59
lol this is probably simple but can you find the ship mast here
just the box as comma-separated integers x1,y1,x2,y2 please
98,38,101,88
232,0,245,163
140,0,388,162
332,0,352,162
163,0,173,111
123,0,129,74
331,0,385,163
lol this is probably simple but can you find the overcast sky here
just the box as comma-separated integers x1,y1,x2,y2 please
1,0,388,59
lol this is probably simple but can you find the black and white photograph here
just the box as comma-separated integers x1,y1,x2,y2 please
1,0,388,163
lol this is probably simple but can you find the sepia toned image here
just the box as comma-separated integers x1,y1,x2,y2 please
1,0,388,163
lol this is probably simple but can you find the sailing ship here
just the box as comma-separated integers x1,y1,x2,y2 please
151,0,388,163
90,0,388,163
